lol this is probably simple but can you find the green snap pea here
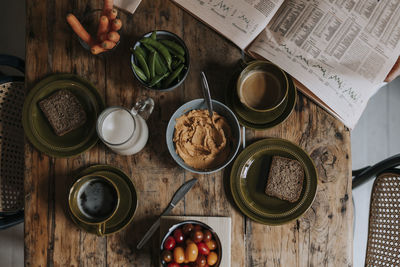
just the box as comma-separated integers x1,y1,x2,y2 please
134,46,147,59
148,51,157,79
148,72,170,87
165,46,185,63
133,49,150,79
160,39,185,56
150,31,157,40
131,62,148,82
173,54,186,63
140,38,172,71
155,53,168,75
142,43,156,53
164,64,185,87
171,58,182,70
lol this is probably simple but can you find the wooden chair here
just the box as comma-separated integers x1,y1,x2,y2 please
0,54,25,230
352,154,400,266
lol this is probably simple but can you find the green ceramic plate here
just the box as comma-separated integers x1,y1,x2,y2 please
225,71,296,130
69,165,138,235
230,138,317,225
22,74,104,157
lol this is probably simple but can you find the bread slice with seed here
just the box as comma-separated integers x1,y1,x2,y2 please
265,156,304,203
39,89,87,136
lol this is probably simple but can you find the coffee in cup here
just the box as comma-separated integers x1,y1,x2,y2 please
237,61,289,117
69,174,120,236
77,178,118,221
239,71,284,110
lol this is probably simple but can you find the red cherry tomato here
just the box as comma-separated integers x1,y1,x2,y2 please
203,230,212,242
167,263,180,267
162,250,173,262
197,242,210,255
173,228,185,243
191,230,204,243
195,255,207,267
164,236,176,250
182,223,194,235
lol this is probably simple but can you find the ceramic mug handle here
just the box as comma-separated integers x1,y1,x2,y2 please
240,50,255,68
130,96,155,121
97,222,106,236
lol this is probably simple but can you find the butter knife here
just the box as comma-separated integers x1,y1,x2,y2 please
201,71,213,118
136,178,198,249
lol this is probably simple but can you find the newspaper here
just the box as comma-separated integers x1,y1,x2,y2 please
248,0,400,129
171,0,400,129
172,0,284,49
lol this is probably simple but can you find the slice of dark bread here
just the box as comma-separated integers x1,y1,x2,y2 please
265,156,304,203
39,89,87,136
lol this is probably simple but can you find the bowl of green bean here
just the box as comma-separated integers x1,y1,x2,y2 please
130,30,190,91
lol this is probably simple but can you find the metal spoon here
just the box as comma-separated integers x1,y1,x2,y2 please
200,71,213,118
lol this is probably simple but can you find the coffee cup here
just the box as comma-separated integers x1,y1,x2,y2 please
96,97,154,155
237,61,289,121
68,174,120,236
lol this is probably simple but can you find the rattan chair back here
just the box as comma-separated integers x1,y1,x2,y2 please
365,171,400,267
0,81,25,212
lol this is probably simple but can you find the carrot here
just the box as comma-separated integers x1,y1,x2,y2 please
107,31,120,43
108,8,118,21
101,40,116,50
111,19,122,31
97,16,109,40
66,13,94,46
91,44,106,55
98,33,108,42
103,0,114,16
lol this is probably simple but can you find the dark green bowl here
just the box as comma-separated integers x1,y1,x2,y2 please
130,30,190,91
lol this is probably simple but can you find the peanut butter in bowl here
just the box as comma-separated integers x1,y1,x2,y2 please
173,109,233,170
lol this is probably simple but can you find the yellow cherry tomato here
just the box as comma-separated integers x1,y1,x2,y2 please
185,242,199,262
207,251,218,266
173,246,185,264
205,240,217,250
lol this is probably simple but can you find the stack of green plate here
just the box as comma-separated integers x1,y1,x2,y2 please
230,138,318,225
22,74,104,157
225,70,297,130
68,165,138,235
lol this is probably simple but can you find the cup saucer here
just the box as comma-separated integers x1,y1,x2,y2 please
225,71,297,130
68,165,138,236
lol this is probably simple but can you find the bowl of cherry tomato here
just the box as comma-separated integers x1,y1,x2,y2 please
160,220,222,267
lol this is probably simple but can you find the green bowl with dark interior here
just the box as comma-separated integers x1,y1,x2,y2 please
130,30,190,91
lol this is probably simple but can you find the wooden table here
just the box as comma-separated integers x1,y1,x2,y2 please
24,0,353,266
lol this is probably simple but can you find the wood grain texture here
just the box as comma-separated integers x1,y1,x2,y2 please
25,0,353,266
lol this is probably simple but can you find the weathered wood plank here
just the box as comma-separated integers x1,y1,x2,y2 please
25,0,52,266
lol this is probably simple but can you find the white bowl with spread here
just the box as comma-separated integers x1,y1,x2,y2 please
166,99,241,174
